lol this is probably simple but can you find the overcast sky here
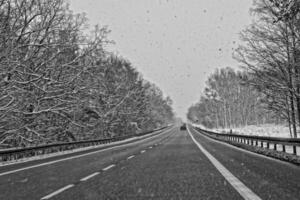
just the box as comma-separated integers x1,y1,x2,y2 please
69,0,253,120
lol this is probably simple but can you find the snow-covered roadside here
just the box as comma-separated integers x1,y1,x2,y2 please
191,123,295,138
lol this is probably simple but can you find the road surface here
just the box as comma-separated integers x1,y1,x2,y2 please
0,125,299,199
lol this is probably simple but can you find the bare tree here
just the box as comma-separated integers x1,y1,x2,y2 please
235,0,300,137
0,0,174,148
187,68,273,129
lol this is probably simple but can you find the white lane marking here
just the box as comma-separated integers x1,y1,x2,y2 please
127,155,135,160
0,135,143,168
80,172,100,182
0,128,174,177
192,128,294,165
140,150,146,153
148,146,152,149
187,126,262,200
1,130,165,168
41,184,74,200
102,164,115,171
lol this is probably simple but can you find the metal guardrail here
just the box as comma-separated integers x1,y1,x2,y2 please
0,126,169,162
193,127,300,156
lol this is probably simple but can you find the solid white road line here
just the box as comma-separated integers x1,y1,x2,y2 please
140,150,146,153
0,128,174,177
80,172,100,182
187,126,262,200
102,164,116,171
41,184,74,200
193,128,293,165
127,155,135,160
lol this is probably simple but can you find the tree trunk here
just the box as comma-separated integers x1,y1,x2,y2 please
286,95,293,138
286,22,297,138
290,93,297,138
223,102,227,129
215,112,219,128
290,21,299,138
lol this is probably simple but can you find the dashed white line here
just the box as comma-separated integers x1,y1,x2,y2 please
148,146,152,149
41,184,74,200
80,172,100,182
0,127,174,177
187,126,262,200
102,164,116,171
140,150,146,153
127,155,135,160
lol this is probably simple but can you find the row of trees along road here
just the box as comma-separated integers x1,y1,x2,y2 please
235,0,300,138
0,0,174,148
187,67,280,130
188,0,300,138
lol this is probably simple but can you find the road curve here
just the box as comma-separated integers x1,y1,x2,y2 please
0,128,174,200
189,125,300,200
0,126,299,199
46,127,241,200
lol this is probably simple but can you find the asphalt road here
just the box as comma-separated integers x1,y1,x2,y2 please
0,125,299,200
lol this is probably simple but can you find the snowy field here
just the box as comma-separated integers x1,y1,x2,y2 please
192,123,297,138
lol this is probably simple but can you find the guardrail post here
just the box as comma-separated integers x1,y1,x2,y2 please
282,145,286,152
261,141,263,148
274,143,277,151
266,142,269,149
293,146,297,155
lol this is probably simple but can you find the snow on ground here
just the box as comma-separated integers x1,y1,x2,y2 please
191,123,207,130
214,124,294,138
192,123,296,138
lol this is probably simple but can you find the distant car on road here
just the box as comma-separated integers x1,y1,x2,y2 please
180,124,186,130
